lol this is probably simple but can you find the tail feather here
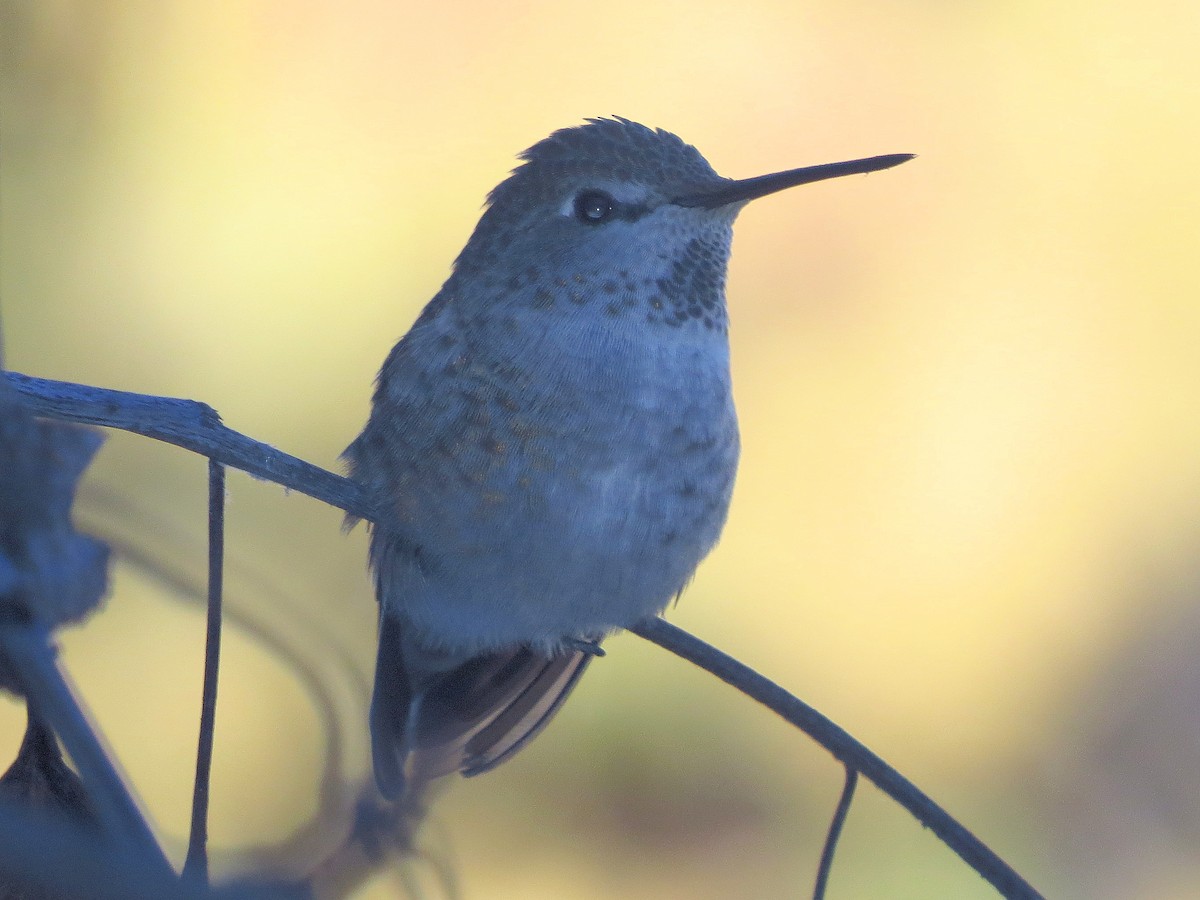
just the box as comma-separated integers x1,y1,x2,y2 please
459,649,591,776
370,615,594,799
369,614,415,800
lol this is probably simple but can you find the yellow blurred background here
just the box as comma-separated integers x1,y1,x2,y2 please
3,2,1199,897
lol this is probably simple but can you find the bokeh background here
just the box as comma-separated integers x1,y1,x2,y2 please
3,2,1199,897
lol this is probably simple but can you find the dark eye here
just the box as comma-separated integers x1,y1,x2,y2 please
574,190,616,224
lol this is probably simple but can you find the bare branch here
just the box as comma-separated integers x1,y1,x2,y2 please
0,375,168,871
5,370,1043,897
813,766,857,899
183,461,227,885
5,372,376,521
630,616,1043,899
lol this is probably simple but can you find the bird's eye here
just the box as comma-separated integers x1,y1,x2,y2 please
573,190,616,224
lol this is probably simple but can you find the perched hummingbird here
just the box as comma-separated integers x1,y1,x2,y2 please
346,117,910,800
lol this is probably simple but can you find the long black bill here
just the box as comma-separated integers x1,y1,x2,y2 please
673,153,914,209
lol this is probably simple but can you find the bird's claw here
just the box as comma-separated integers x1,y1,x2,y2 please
562,637,606,657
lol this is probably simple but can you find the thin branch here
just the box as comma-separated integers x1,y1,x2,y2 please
630,616,1042,899
6,370,1043,897
183,460,226,884
813,766,857,900
4,372,375,521
0,623,171,874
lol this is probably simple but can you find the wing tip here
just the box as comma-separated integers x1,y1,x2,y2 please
370,635,597,800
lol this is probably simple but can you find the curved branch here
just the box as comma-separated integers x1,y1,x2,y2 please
6,370,1043,898
630,616,1042,899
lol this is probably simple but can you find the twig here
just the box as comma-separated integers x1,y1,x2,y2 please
4,372,375,521
630,616,1042,899
6,370,1043,897
813,766,857,899
183,460,226,884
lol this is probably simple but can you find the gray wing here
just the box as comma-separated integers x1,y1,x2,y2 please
341,289,464,532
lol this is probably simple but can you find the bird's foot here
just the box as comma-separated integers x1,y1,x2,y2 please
562,637,606,657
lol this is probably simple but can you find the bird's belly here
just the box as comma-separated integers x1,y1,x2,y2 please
394,397,739,652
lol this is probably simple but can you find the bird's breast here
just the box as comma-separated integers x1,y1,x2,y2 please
365,309,739,649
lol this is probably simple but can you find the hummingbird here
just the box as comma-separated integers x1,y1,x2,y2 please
345,117,911,801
